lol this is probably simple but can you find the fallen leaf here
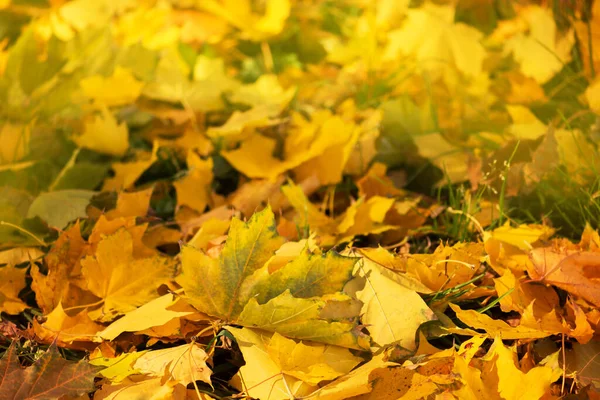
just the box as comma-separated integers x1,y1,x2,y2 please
351,255,436,350
179,207,368,348
0,342,101,399
384,3,486,78
33,302,104,345
133,342,212,386
174,151,213,212
0,265,28,315
90,351,147,383
81,228,176,322
528,249,600,307
99,294,195,341
490,336,561,399
27,189,96,229
498,6,574,83
80,66,144,107
449,303,553,339
105,189,153,220
228,327,362,400
75,107,129,157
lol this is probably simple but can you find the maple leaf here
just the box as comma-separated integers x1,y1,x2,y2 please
80,228,176,322
494,5,575,84
349,254,437,350
99,294,195,341
228,327,362,400
102,141,159,191
383,3,486,78
179,207,368,349
0,264,28,315
0,342,102,400
200,0,290,41
490,336,561,399
133,343,212,386
33,302,104,346
31,222,90,314
79,66,144,107
528,249,600,308
173,150,213,212
74,107,129,157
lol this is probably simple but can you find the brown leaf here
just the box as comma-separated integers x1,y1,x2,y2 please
0,342,101,399
528,249,600,307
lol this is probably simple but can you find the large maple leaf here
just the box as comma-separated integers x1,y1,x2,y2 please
178,207,369,349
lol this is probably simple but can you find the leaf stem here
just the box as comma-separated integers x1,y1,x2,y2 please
0,221,48,247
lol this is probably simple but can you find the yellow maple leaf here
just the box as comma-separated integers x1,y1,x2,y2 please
449,303,553,340
75,107,129,157
506,105,547,140
80,228,176,322
230,74,295,112
200,0,290,41
495,6,574,84
228,327,362,400
116,6,180,50
491,337,561,400
412,132,470,183
33,302,104,346
311,354,396,399
383,3,486,78
93,377,183,400
133,343,212,386
80,67,144,107
99,294,195,341
173,151,213,212
105,189,153,220
0,264,28,315
351,255,436,350
103,141,159,191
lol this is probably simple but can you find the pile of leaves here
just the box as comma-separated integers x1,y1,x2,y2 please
1,0,600,398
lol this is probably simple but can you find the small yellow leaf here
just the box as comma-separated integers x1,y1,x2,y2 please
80,67,144,107
75,107,129,157
0,265,28,315
230,74,295,112
313,354,403,399
103,142,159,191
105,189,153,220
506,105,547,140
173,151,213,212
93,377,184,400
